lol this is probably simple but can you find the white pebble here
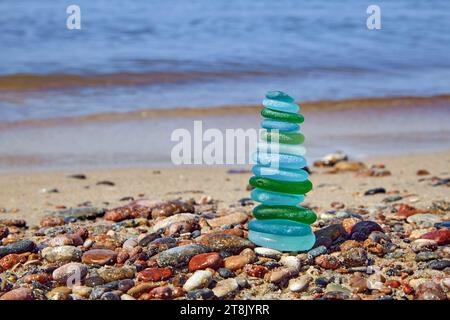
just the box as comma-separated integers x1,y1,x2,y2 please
279,256,301,270
213,278,239,298
254,247,282,258
289,275,312,292
183,270,212,291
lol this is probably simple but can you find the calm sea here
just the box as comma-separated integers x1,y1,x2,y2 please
1,0,450,122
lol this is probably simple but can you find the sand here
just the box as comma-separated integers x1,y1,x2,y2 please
0,150,448,227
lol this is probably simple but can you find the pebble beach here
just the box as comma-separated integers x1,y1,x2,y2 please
0,150,448,300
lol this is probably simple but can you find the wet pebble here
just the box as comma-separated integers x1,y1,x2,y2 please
213,278,239,298
183,270,212,291
155,244,211,267
0,240,35,258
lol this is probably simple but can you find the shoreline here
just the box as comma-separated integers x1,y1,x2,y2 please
1,93,449,130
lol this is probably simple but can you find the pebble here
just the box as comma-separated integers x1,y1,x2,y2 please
0,287,34,300
279,256,301,270
411,239,438,252
0,226,8,240
155,244,211,267
151,213,197,232
415,251,440,262
183,270,212,291
420,229,450,245
42,246,82,262
254,247,282,259
52,262,88,284
288,275,312,292
434,221,450,229
308,245,327,258
206,212,249,228
55,207,105,222
415,282,447,300
218,268,234,278
382,196,403,203
82,249,117,265
72,285,92,298
350,221,383,241
315,255,340,270
406,214,442,228
325,283,351,295
97,266,135,283
47,286,72,300
186,288,214,300
428,259,450,270
213,278,239,298
197,233,254,254
364,188,386,196
0,240,35,258
349,274,368,293
137,267,173,282
340,248,368,267
188,252,223,272
224,255,251,271
314,224,347,248
266,267,298,284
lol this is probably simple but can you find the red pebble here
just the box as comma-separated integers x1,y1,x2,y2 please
385,280,401,288
244,264,268,278
149,286,172,300
137,267,173,282
397,204,417,217
0,288,34,300
188,252,223,272
420,229,450,245
0,254,27,271
403,283,414,295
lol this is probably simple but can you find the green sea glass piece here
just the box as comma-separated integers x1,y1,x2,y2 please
261,130,305,144
261,108,304,123
249,176,313,194
253,204,317,224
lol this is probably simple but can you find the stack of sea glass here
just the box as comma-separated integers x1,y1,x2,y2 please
248,91,316,251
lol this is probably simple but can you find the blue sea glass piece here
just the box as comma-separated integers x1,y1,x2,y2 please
253,152,307,170
252,165,308,182
261,119,300,132
265,91,295,103
248,219,312,236
251,188,305,206
263,98,299,113
257,142,306,157
248,230,316,252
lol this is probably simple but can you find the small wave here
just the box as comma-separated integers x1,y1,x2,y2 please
1,94,449,130
0,71,266,92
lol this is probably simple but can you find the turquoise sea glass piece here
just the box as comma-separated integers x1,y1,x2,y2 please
251,188,304,206
257,142,306,157
263,98,299,113
252,165,308,182
248,219,312,236
261,119,300,132
253,152,307,170
248,230,316,252
265,91,295,103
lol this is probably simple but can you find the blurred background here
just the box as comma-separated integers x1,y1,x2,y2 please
0,0,449,171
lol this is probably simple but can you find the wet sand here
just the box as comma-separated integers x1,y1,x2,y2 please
1,96,449,173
